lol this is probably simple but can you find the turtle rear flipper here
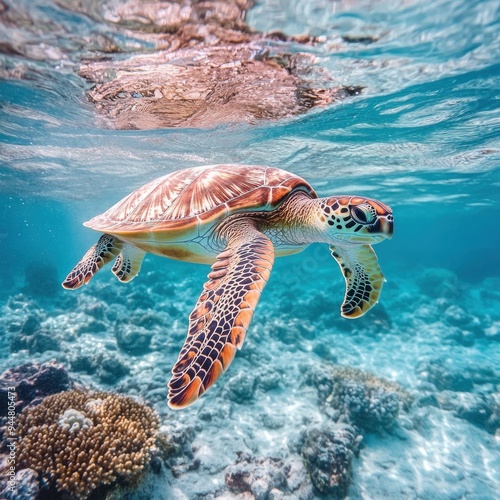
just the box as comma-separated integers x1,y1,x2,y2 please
112,244,146,283
62,234,123,289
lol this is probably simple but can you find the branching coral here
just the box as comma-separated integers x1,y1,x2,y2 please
17,390,159,499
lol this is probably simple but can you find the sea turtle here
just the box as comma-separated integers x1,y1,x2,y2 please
63,165,393,409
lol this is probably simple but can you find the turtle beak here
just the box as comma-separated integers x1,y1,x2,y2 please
371,200,393,240
363,215,393,242
380,217,394,239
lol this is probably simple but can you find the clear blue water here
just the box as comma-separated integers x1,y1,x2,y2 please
1,0,499,498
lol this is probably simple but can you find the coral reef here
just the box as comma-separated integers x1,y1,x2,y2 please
154,424,196,479
95,353,130,384
0,362,71,417
10,322,61,354
17,389,159,499
0,257,499,498
313,366,411,433
225,453,312,499
300,423,359,498
222,372,258,403
9,315,43,354
418,359,474,392
416,359,500,434
438,392,499,434
225,453,287,498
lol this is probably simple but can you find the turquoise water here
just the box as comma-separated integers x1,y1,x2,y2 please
1,0,499,499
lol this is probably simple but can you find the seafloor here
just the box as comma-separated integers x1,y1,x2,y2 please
0,247,498,499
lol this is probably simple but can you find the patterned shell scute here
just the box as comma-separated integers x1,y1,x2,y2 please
84,165,316,233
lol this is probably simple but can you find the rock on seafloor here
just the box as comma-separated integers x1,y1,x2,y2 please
0,466,39,500
225,453,313,499
0,361,72,416
300,423,359,498
115,323,153,356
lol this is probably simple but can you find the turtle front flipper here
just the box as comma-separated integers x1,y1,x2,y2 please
168,224,275,409
330,244,385,319
62,234,123,289
112,244,146,283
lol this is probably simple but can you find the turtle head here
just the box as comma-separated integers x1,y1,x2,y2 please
320,196,393,244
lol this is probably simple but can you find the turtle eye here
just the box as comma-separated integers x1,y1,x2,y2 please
350,204,375,225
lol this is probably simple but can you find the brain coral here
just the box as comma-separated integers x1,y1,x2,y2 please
17,390,159,499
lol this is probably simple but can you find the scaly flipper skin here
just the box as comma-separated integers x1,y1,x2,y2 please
168,223,275,409
112,244,146,283
330,244,385,318
62,234,123,289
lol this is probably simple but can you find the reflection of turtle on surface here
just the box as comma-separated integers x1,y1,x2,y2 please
76,0,362,129
0,0,365,127
63,165,393,408
79,45,358,130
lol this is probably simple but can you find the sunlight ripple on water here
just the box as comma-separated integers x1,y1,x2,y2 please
0,0,498,203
